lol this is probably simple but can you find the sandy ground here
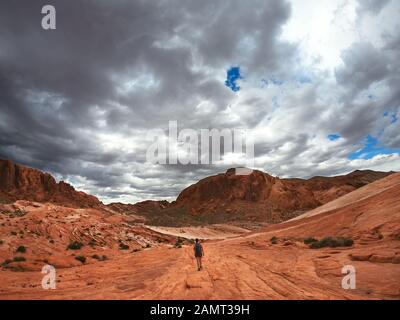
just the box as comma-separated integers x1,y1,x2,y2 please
145,224,250,240
0,235,398,300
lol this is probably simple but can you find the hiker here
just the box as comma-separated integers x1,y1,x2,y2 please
194,238,204,271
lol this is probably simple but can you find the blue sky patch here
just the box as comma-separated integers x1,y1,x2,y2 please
225,67,242,92
261,78,268,88
270,76,284,86
348,135,400,160
383,111,398,124
327,134,341,141
295,72,312,84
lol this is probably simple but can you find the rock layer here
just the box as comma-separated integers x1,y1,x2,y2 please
0,159,102,208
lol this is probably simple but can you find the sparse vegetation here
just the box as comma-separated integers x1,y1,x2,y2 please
13,209,26,217
91,254,107,261
270,236,278,244
146,243,151,248
10,231,17,236
75,255,86,263
119,243,129,250
67,241,83,250
89,239,97,246
16,245,26,253
1,259,12,267
309,236,354,249
13,256,26,262
303,237,318,245
175,237,183,248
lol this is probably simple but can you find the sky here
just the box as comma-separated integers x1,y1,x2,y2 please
0,0,399,204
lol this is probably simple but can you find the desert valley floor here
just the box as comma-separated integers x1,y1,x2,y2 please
0,172,399,300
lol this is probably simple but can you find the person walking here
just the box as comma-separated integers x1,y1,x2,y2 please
194,238,204,271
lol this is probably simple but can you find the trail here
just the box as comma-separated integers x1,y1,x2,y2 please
1,233,398,300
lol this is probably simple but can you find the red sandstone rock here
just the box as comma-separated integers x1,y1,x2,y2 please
0,159,102,208
171,168,393,223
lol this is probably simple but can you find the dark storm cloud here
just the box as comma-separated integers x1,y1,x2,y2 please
357,0,391,15
0,0,296,202
1,0,399,203
335,42,389,93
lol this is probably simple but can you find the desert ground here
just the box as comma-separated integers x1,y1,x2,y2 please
0,173,399,300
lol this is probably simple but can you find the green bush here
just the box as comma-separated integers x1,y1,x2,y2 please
75,255,86,263
14,209,26,217
119,243,129,250
67,241,83,250
175,237,184,248
303,237,317,245
270,236,278,244
13,256,26,262
16,245,26,253
1,259,12,266
309,236,353,249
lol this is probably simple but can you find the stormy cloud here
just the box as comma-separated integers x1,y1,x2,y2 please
0,0,399,203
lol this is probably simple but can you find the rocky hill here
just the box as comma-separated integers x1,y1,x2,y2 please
0,159,102,208
152,168,393,225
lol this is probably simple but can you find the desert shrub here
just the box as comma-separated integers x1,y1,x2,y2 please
0,240,4,245
67,241,83,250
309,236,353,249
10,231,17,236
89,239,97,246
1,259,12,266
341,237,354,247
270,236,278,244
16,246,26,253
175,237,184,248
13,256,26,262
91,254,107,261
304,237,318,245
146,243,151,248
75,255,86,263
119,243,129,250
49,239,55,244
14,209,26,217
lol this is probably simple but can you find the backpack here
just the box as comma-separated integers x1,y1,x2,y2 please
195,242,202,255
